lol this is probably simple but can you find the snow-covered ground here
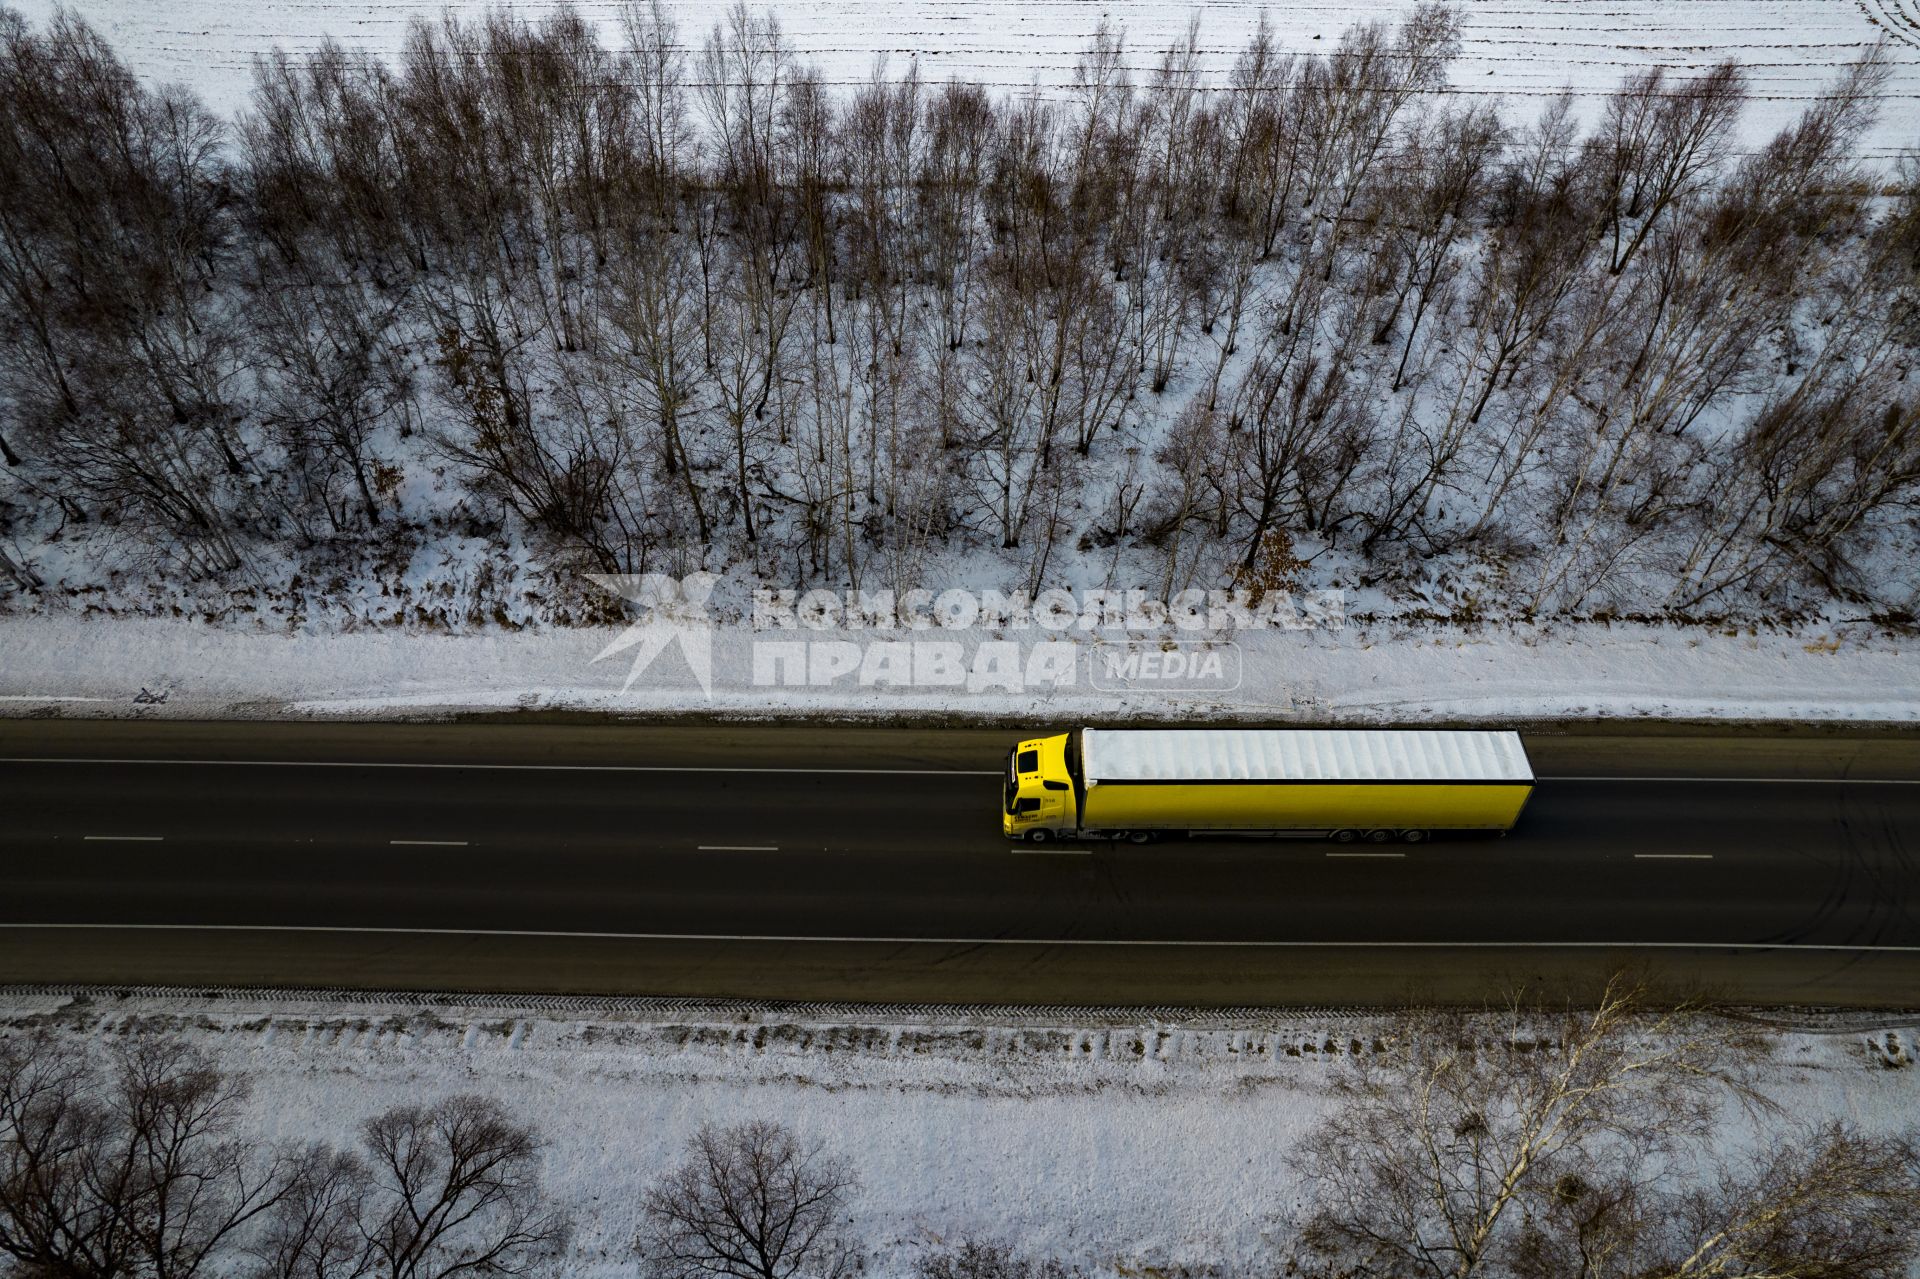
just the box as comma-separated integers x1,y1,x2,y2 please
16,0,1920,159
3,989,1915,1277
0,611,1912,721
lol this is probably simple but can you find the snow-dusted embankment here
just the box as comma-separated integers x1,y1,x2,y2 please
0,614,1912,722
3,990,1915,1279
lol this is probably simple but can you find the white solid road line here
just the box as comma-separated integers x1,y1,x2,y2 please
1,757,1003,776
6,759,1917,783
698,845,779,852
4,921,1920,952
1635,853,1714,860
389,839,469,847
82,835,163,842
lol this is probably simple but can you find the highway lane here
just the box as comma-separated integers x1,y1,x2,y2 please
2,720,1918,1003
5,765,1920,946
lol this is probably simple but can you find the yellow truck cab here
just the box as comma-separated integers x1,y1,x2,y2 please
1003,733,1079,842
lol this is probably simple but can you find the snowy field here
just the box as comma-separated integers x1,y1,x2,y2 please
2,613,1915,721
14,0,1920,159
3,988,1916,1278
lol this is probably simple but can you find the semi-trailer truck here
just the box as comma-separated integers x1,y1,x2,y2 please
1002,728,1533,843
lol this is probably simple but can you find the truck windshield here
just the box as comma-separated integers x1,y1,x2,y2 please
1004,750,1018,813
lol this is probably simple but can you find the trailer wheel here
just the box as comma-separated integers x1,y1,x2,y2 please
1365,829,1393,843
1401,829,1429,844
1331,829,1358,843
1026,829,1052,845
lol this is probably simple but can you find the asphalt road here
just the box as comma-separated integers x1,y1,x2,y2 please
3,720,1918,1005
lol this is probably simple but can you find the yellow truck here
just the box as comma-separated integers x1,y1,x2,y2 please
1003,728,1533,844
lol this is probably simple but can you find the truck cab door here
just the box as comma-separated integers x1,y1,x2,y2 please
1040,779,1073,829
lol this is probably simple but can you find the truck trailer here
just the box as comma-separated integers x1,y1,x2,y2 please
1002,728,1533,843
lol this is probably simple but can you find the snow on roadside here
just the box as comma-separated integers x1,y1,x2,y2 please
2,990,1915,1278
0,613,1912,722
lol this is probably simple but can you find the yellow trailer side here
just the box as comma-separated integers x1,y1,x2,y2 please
1081,779,1530,833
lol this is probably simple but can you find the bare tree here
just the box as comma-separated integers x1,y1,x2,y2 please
0,544,40,592
257,1093,569,1279
1223,254,1377,563
0,494,42,590
623,0,694,217
637,1120,859,1279
1587,61,1744,275
1649,1123,1920,1278
0,1036,305,1279
249,1148,373,1279
0,10,254,576
355,1095,569,1279
918,1240,1078,1279
604,222,713,546
1370,101,1503,390
240,41,408,282
250,273,409,535
1217,13,1295,257
1502,1120,1920,1279
1297,975,1771,1279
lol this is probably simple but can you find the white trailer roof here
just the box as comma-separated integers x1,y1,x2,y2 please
1080,729,1532,785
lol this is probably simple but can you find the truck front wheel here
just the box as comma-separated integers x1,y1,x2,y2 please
1027,829,1052,845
